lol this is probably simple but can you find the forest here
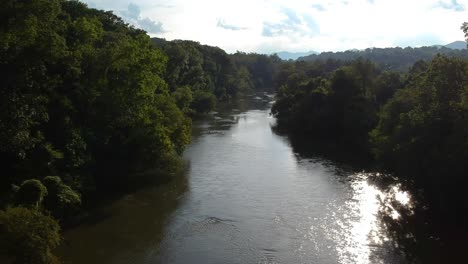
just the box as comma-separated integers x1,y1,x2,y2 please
272,23,468,258
1,0,467,263
0,0,280,262
298,45,468,72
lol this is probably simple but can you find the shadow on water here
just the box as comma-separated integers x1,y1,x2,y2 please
377,180,468,264
271,127,374,172
273,126,468,264
57,163,190,264
60,93,467,264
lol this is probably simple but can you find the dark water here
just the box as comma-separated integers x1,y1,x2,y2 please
60,94,414,264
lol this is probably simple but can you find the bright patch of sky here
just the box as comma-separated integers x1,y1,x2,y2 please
82,0,467,53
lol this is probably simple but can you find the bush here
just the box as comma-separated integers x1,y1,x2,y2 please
191,90,217,113
0,207,61,264
43,176,81,220
15,180,48,209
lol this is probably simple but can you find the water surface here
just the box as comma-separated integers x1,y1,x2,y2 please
61,94,411,264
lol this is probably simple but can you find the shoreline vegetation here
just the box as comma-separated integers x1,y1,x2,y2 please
0,1,279,262
1,1,467,263
271,30,468,262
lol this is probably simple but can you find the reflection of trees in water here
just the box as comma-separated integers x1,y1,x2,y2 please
378,182,468,264
271,129,374,171
272,129,454,263
58,165,189,264
202,93,273,133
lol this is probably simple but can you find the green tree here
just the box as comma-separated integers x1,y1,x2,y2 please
172,86,194,115
42,176,81,220
370,55,468,211
0,207,61,264
191,90,217,113
462,22,468,45
272,60,379,152
15,180,48,209
1,0,193,193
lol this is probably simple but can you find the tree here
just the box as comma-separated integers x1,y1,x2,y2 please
191,90,217,113
0,0,193,192
272,60,379,152
0,207,61,264
462,22,468,45
42,176,81,220
15,180,48,209
370,55,468,212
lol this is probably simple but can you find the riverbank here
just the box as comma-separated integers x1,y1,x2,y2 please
59,94,416,264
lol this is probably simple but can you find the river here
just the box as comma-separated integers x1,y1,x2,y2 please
60,93,414,264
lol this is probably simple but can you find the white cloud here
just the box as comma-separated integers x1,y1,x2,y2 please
81,0,468,53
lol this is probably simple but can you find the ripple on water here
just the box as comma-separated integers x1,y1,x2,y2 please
155,216,264,264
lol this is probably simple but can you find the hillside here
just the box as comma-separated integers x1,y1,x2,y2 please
444,40,467,50
298,46,468,71
274,51,317,60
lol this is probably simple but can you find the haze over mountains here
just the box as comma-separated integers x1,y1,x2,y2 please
153,36,467,72
444,40,468,49
274,51,317,60
273,40,467,61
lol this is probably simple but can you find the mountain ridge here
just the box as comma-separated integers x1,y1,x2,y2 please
273,51,318,60
444,40,467,50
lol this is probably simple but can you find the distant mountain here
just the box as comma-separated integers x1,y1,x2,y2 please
444,41,467,50
297,46,468,72
275,51,317,60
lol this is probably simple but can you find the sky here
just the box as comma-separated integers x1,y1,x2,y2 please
82,0,468,54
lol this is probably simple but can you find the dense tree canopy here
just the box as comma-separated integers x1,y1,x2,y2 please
1,1,466,262
0,1,283,261
272,53,468,224
299,46,468,72
152,38,281,113
0,207,61,264
370,55,468,212
272,59,390,152
462,22,468,45
0,0,192,194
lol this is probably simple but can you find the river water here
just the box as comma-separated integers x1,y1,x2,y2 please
60,94,414,264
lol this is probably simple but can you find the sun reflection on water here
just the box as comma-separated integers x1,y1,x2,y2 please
329,173,413,264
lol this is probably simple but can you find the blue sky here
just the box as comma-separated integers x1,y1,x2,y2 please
82,0,468,53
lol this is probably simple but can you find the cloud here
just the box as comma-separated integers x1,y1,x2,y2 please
303,14,319,30
262,7,319,38
80,0,468,53
262,22,287,37
436,0,465,11
122,3,140,20
139,18,165,34
282,7,301,26
217,20,247,31
311,4,326,11
120,3,166,34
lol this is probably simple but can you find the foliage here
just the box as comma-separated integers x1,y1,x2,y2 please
272,59,383,152
273,52,468,221
370,56,468,208
231,52,281,91
154,37,281,104
15,180,48,209
462,22,468,45
154,39,281,113
172,86,194,115
299,46,468,72
0,207,61,264
42,176,81,220
0,0,191,193
191,90,217,113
